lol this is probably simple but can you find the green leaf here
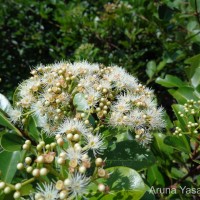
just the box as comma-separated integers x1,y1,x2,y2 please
27,117,40,142
146,61,156,79
0,94,12,113
169,87,198,104
1,132,24,152
164,135,191,153
140,185,155,200
153,133,173,156
87,167,146,199
171,167,185,179
20,184,34,196
0,111,22,137
147,165,165,187
191,67,200,88
105,140,155,171
156,75,186,88
0,151,21,183
104,166,146,199
73,93,89,111
185,54,200,79
157,60,166,73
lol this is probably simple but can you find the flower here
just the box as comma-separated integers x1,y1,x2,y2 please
108,66,138,90
111,99,131,113
31,100,46,118
7,108,22,124
135,131,153,146
70,61,99,76
18,78,37,97
66,172,90,199
109,112,130,128
57,118,91,136
66,147,84,165
85,133,106,156
34,182,59,200
84,88,101,108
144,107,165,130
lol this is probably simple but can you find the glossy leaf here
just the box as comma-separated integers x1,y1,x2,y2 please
164,135,191,153
169,87,198,104
87,167,146,199
191,67,200,88
105,140,155,171
0,151,21,183
27,117,40,142
153,133,173,156
1,132,24,152
147,165,165,187
102,166,146,199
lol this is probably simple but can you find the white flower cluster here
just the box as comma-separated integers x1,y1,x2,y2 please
10,61,164,146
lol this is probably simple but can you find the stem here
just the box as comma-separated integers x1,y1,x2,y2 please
5,183,15,190
21,177,35,187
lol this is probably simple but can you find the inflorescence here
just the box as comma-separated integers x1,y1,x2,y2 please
0,61,165,199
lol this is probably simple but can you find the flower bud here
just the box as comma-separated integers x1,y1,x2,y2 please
4,186,11,194
55,180,64,190
64,179,71,186
17,163,24,170
37,155,44,164
95,158,103,167
79,166,86,174
15,183,22,190
0,182,6,189
98,183,106,192
32,169,40,177
40,168,48,176
25,157,32,165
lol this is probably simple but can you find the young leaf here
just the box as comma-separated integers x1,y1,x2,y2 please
73,93,89,111
156,75,186,88
146,61,156,79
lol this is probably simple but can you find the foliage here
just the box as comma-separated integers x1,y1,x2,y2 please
149,54,200,199
1,0,200,103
